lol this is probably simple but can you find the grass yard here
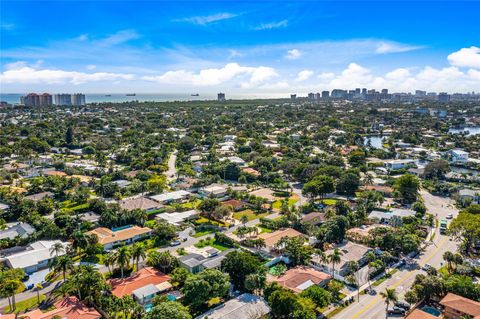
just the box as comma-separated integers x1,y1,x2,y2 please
180,199,201,209
194,238,230,251
321,199,338,205
192,230,215,238
3,294,46,314
272,198,298,209
233,209,269,222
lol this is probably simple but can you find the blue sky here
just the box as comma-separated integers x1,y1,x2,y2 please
1,1,479,93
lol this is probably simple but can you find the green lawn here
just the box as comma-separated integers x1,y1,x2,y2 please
233,209,269,222
321,199,338,205
194,238,230,251
272,198,298,209
3,294,46,314
192,230,215,238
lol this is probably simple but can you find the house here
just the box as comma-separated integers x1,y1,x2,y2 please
301,212,326,226
384,159,415,170
156,209,200,226
118,197,163,212
179,248,233,274
440,292,480,319
458,189,480,205
24,191,54,202
45,170,67,177
198,184,229,198
108,267,171,304
449,149,469,164
0,222,35,240
78,211,101,224
112,179,132,188
361,185,394,197
311,241,372,277
368,208,416,226
257,228,303,253
2,296,101,319
267,266,331,293
241,167,261,177
150,190,191,204
87,225,152,250
3,240,68,274
220,156,247,167
221,199,246,211
405,309,439,319
196,293,270,319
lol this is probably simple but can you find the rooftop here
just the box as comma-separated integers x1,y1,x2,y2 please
118,197,163,211
87,226,152,246
108,267,171,298
258,228,303,248
267,266,331,293
196,293,270,319
440,292,480,318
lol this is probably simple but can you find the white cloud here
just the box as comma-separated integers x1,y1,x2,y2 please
375,41,424,54
448,46,480,69
0,63,134,85
98,29,139,46
285,49,302,60
142,63,277,88
86,64,97,70
176,13,237,25
295,69,314,81
253,20,288,31
1,23,15,30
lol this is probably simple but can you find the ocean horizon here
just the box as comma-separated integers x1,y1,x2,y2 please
0,93,288,105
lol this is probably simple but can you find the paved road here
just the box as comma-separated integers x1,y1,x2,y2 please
164,150,177,182
331,191,459,319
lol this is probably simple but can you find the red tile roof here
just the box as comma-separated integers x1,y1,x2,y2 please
440,292,480,318
108,267,171,297
14,296,100,319
267,266,331,293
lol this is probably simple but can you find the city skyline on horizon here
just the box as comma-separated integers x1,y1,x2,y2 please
1,1,480,93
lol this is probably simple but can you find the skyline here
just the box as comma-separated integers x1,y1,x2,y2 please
1,1,480,93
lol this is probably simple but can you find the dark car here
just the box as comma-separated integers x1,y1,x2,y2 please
387,307,406,316
395,301,411,310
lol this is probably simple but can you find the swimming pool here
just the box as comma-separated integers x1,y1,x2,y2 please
421,306,441,317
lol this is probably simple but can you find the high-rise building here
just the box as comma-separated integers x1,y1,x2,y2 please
55,94,72,106
321,91,329,98
355,88,361,94
71,93,86,106
21,93,40,107
20,93,52,107
307,93,315,100
315,93,321,100
362,88,367,95
415,90,426,97
290,94,296,101
217,92,226,101
438,92,451,102
381,89,388,95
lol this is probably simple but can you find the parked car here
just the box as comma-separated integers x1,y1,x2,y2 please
170,240,181,246
446,213,453,219
422,263,433,271
387,307,406,315
395,301,411,310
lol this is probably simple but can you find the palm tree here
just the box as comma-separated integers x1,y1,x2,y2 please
443,251,455,274
49,242,65,257
346,261,360,302
240,214,248,225
365,251,376,290
380,288,398,319
104,251,118,274
4,279,21,311
131,242,146,272
328,248,343,279
49,254,74,296
116,245,132,278
381,252,393,275
35,283,43,304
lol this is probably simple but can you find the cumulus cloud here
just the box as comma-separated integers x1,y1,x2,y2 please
175,13,237,25
295,69,314,81
0,63,134,85
253,20,288,31
142,63,277,88
448,46,480,69
285,49,302,60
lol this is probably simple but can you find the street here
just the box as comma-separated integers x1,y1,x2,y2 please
332,191,459,319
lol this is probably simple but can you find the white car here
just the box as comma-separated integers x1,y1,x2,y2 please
446,213,453,219
422,263,433,271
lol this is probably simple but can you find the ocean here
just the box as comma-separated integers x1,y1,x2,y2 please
0,93,287,105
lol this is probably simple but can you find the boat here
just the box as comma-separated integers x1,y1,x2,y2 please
105,94,112,97
126,93,136,96
191,93,199,96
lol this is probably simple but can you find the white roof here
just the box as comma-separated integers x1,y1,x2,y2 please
200,184,227,194
369,208,416,220
196,293,270,319
0,202,9,211
156,210,200,225
5,240,68,269
451,149,468,155
150,190,191,203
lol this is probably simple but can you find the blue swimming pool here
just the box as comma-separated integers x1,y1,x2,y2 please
421,306,441,317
